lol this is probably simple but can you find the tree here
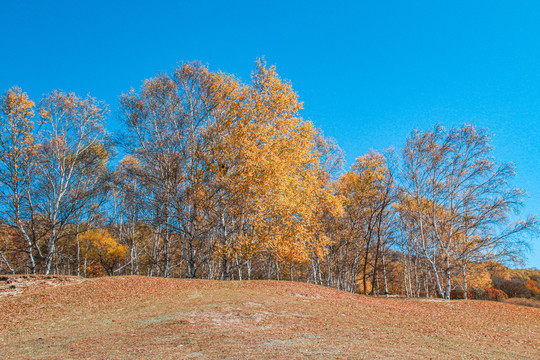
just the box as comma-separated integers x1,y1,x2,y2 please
397,125,537,299
0,87,41,273
120,62,241,278
331,151,393,294
35,91,111,274
79,228,128,276
118,60,341,281
0,88,111,275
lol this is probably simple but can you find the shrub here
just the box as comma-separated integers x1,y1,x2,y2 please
524,280,540,297
468,287,487,300
491,277,531,298
485,287,508,301
450,288,474,300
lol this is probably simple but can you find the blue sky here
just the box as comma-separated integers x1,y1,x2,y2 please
1,1,539,268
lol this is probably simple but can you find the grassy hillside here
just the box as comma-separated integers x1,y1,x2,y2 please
1,276,539,359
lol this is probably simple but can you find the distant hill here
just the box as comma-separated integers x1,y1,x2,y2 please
1,276,539,359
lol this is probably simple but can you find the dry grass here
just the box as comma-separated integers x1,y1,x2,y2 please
1,276,539,359
0,275,84,298
504,297,540,309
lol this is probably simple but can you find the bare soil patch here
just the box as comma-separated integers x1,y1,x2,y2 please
1,276,539,359
0,275,85,298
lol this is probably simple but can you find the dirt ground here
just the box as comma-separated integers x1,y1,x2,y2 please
1,276,539,359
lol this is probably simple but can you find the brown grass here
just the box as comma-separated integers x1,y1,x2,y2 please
0,275,84,298
1,276,539,359
504,297,540,309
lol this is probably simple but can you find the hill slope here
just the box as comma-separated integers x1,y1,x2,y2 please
1,276,539,359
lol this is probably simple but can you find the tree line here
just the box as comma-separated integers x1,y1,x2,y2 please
0,60,537,299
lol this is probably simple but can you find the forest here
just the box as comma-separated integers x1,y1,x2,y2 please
0,60,538,301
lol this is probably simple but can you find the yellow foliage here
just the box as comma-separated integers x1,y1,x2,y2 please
80,229,128,276
204,59,341,264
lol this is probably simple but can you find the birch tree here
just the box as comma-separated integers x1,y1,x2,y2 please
35,91,110,274
0,88,39,273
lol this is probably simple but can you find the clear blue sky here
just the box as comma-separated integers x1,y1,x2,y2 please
1,1,539,268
